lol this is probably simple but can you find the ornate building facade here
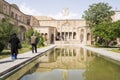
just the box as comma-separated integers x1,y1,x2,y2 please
0,0,120,45
34,17,91,45
0,0,39,41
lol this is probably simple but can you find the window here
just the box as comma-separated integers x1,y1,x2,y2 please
73,32,76,39
15,14,17,19
11,12,14,18
27,19,30,25
87,33,90,41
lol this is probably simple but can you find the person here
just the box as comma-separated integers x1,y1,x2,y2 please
9,33,20,60
30,34,38,53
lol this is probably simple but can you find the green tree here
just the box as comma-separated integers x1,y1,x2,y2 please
34,31,44,47
36,31,46,46
112,21,120,48
39,35,45,46
0,17,18,52
112,20,120,38
82,2,114,27
82,2,115,46
25,28,34,39
25,29,45,47
92,21,112,46
92,21,120,46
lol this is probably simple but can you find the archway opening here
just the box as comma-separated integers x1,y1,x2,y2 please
73,32,76,39
19,25,26,41
87,33,91,41
56,32,60,41
50,34,54,44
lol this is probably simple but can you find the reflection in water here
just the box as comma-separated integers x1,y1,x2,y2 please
84,57,120,80
20,46,120,80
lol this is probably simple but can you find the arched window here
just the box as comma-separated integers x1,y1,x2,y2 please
73,32,76,39
87,33,90,41
11,12,14,18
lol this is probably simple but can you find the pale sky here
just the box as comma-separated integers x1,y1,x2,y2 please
6,0,120,19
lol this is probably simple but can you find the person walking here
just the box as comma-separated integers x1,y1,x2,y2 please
30,34,37,53
9,33,20,60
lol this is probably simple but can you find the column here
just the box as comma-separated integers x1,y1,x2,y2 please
72,32,74,40
64,32,65,41
83,28,87,45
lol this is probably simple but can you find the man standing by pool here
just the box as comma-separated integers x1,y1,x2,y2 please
30,34,37,53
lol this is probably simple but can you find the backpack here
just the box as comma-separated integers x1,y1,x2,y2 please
31,36,36,44
36,37,39,43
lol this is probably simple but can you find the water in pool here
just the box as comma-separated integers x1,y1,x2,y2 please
20,46,120,80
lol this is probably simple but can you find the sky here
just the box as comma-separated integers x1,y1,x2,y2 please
6,0,120,19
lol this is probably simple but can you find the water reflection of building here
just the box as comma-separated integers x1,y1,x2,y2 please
38,46,95,71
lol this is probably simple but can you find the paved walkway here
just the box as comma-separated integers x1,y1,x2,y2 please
0,45,56,79
80,45,120,62
0,44,120,79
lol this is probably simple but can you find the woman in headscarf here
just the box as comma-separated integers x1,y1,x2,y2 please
9,33,20,60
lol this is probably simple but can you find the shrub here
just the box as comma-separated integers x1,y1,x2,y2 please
0,42,5,52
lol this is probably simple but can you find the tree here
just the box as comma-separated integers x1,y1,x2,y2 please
82,2,114,27
92,21,112,46
92,21,120,46
82,2,115,46
25,28,34,39
39,35,44,46
112,20,120,38
112,21,120,48
0,17,18,52
25,29,45,47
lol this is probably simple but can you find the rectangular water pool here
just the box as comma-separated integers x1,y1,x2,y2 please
11,46,120,80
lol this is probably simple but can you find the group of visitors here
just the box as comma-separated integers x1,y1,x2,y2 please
9,33,39,60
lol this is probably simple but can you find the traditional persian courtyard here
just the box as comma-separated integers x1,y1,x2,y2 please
0,0,120,80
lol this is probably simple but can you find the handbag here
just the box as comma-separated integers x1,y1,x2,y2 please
18,43,22,49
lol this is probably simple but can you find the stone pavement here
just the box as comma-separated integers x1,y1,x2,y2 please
81,45,120,62
0,45,56,79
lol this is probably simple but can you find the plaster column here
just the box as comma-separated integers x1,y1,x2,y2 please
71,32,73,40
64,32,65,41
83,28,87,45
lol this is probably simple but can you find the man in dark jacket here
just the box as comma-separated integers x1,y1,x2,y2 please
9,33,20,60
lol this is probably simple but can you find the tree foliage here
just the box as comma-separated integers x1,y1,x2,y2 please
25,28,34,39
92,21,120,46
25,29,45,46
34,31,44,46
82,2,114,27
0,17,18,52
112,20,120,38
82,2,118,46
92,21,112,46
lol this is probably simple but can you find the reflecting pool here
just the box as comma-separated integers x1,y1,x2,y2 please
20,46,120,80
